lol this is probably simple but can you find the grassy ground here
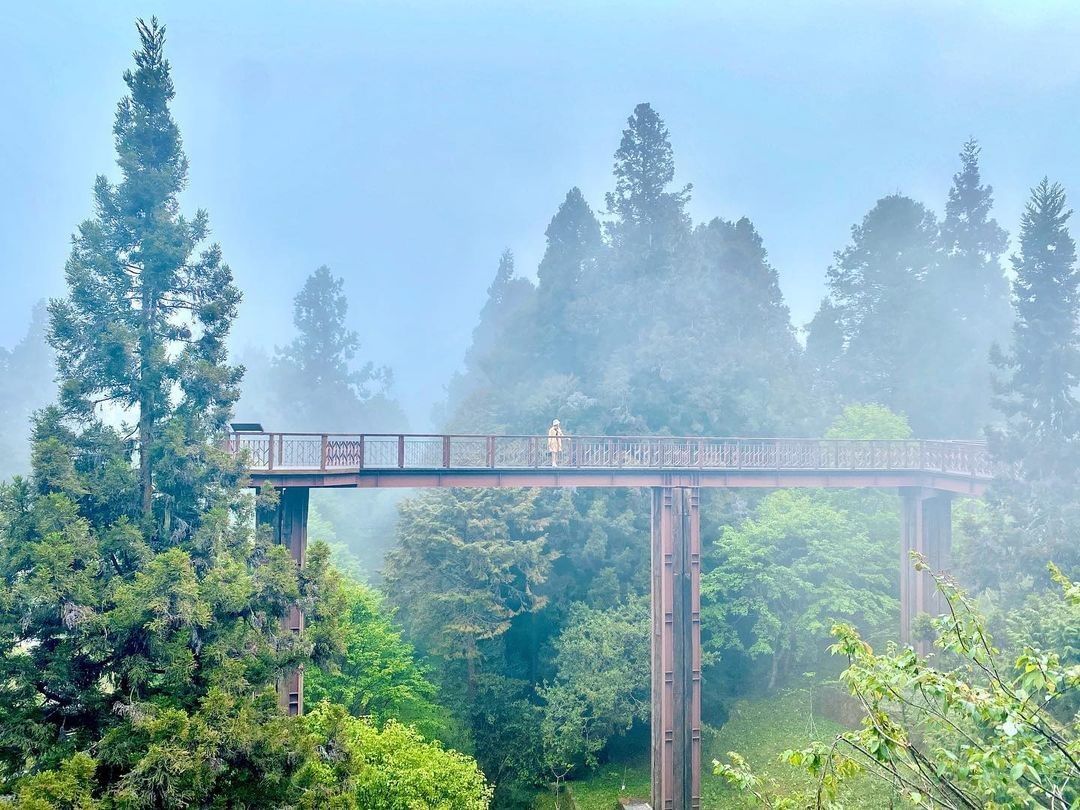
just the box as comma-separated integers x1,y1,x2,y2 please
546,690,893,809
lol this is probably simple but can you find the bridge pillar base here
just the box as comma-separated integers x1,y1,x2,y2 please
900,488,952,657
257,486,309,715
651,487,701,810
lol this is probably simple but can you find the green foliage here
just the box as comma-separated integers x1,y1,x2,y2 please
9,752,99,810
809,143,1011,437
47,18,242,519
931,139,1011,436
993,178,1080,471
468,674,546,807
961,178,1080,597
823,403,912,441
604,102,691,268
718,560,1080,809
539,599,650,781
304,578,450,740
0,22,490,809
293,702,492,809
702,489,896,690
811,194,941,435
385,488,555,665
702,405,905,698
534,188,603,374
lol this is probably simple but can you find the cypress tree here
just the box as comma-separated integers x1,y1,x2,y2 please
940,140,1010,317
0,20,325,802
48,18,241,520
604,103,691,275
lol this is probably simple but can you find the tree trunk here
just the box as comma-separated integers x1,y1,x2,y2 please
138,284,154,518
768,652,780,691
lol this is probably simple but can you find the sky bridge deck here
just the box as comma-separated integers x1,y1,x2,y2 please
228,432,993,496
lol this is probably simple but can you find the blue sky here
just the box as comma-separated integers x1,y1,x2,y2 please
4,1,1080,426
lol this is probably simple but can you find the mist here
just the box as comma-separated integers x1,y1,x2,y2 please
5,2,1080,428
2,4,1079,809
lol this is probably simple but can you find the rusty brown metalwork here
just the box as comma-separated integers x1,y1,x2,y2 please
228,432,993,481
652,487,702,810
900,488,953,656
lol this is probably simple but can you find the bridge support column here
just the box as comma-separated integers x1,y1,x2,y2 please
257,486,309,715
651,487,701,810
899,488,952,657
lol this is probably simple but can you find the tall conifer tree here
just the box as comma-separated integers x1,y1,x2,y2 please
604,103,691,275
273,265,402,432
932,139,1010,435
993,178,1080,476
811,194,939,433
48,18,241,519
534,188,602,373
940,140,1010,318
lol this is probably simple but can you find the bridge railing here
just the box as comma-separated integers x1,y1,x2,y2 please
225,432,993,479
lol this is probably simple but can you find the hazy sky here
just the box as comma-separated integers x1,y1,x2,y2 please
4,1,1080,427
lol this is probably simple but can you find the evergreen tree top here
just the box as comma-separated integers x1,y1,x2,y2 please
942,138,1007,257
48,17,241,520
115,17,188,207
544,187,601,249
604,102,691,252
1012,178,1077,324
285,265,360,373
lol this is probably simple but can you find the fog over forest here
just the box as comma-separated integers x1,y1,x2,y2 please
7,2,1080,427
1,5,1079,810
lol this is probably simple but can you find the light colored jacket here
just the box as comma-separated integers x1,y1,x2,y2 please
547,425,563,453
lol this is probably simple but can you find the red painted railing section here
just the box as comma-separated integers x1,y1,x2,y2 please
225,432,994,479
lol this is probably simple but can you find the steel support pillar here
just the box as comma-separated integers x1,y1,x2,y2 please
651,487,701,810
257,486,309,715
899,488,952,656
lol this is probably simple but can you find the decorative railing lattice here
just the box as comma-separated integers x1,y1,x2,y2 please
225,433,994,479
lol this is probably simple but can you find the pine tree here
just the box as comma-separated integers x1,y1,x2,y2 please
993,178,1080,475
273,265,403,432
48,18,241,519
534,187,602,373
932,139,1010,435
604,102,691,275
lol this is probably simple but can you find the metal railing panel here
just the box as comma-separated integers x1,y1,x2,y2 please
226,432,994,479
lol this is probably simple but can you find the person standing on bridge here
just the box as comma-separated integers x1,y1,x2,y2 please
547,419,564,467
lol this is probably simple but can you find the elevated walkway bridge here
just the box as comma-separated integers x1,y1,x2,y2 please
228,430,994,810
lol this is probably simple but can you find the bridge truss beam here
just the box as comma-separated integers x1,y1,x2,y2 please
651,487,702,810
